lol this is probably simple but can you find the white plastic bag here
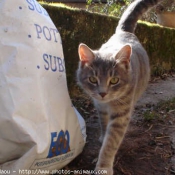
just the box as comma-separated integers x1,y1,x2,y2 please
0,0,86,174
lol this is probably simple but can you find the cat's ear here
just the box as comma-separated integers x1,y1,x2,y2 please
78,43,95,65
115,44,132,70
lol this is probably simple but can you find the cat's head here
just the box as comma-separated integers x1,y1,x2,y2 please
76,43,132,103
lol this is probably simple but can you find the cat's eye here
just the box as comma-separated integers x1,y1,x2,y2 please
110,77,119,85
89,76,98,84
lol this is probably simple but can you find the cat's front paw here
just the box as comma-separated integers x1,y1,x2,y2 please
94,167,113,175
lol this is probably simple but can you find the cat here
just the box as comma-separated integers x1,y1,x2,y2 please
76,0,162,174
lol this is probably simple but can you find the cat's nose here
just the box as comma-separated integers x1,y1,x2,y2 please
99,92,107,98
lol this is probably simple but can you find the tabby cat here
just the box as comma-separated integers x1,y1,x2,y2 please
76,0,162,174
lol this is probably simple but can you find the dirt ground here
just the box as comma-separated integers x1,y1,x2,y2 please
65,74,175,175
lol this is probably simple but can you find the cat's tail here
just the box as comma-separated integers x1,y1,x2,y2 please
116,0,162,33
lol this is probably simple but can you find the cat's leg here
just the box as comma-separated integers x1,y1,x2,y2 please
95,105,132,175
97,109,109,143
95,102,109,143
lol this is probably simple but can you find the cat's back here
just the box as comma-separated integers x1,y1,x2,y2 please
100,30,146,57
100,30,149,71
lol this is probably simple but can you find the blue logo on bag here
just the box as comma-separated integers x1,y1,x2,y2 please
47,130,70,158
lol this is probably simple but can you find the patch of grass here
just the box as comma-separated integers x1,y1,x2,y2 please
143,97,175,121
157,97,175,112
143,111,158,121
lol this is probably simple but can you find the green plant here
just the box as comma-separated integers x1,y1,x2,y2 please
156,0,175,13
143,111,158,121
143,98,175,122
86,0,132,17
85,0,175,23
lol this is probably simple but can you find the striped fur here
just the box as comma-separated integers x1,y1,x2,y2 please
117,0,161,33
76,0,162,174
